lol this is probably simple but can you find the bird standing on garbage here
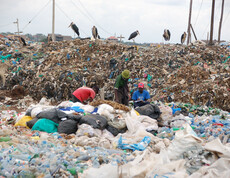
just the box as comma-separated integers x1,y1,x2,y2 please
19,37,26,46
181,32,187,44
69,22,80,37
163,29,171,41
128,30,140,43
92,26,99,40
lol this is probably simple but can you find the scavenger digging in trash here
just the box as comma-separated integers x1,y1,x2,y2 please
71,86,99,104
114,70,130,106
132,82,150,108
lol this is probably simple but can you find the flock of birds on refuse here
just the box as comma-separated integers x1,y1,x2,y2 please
69,22,187,44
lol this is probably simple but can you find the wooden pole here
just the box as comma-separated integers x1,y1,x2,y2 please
190,24,197,41
13,19,20,35
117,35,125,43
209,0,215,45
187,0,193,45
218,0,225,43
52,0,55,41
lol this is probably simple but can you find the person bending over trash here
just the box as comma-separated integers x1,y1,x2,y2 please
72,86,99,104
132,82,150,108
114,70,130,106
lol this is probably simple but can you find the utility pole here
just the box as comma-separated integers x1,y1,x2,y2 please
52,0,55,41
117,34,125,43
187,0,193,45
218,0,225,43
209,0,215,45
13,19,20,35
190,24,197,41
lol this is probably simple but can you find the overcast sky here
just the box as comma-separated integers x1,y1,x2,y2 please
0,0,229,43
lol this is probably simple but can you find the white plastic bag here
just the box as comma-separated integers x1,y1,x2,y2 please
76,124,102,137
72,102,95,113
82,163,118,178
166,123,202,160
57,101,74,108
159,104,173,121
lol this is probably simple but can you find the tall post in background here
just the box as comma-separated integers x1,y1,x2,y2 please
52,0,55,41
209,0,215,45
13,19,20,35
187,0,193,45
218,0,224,43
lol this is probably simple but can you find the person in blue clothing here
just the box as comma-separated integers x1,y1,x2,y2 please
132,82,150,108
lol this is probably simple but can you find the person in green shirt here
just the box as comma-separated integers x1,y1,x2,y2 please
114,70,130,105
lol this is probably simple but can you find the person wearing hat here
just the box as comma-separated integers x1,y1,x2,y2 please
114,70,130,105
132,82,150,108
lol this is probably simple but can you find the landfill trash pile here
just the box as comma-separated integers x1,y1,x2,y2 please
0,38,229,111
0,38,230,177
0,97,230,177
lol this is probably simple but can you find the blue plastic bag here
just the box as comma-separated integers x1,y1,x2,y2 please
171,104,181,115
67,53,70,59
59,106,84,113
118,136,151,151
70,106,84,113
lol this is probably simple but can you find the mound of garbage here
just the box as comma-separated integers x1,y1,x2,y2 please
0,38,229,111
0,97,230,177
0,38,230,177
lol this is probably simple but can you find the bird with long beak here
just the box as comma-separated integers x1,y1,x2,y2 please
163,29,171,41
128,30,140,43
92,26,99,40
181,32,187,44
69,22,80,37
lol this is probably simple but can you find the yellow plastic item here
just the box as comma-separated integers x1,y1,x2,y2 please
14,116,32,129
31,136,40,140
134,110,140,116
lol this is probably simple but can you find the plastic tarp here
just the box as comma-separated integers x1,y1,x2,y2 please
32,119,59,133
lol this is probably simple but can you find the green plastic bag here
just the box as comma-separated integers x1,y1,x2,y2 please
32,119,59,133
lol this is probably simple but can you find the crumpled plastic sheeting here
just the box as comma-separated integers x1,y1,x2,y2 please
82,163,119,178
98,104,127,129
166,123,203,160
120,149,188,178
204,138,230,158
189,158,230,178
76,124,102,138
